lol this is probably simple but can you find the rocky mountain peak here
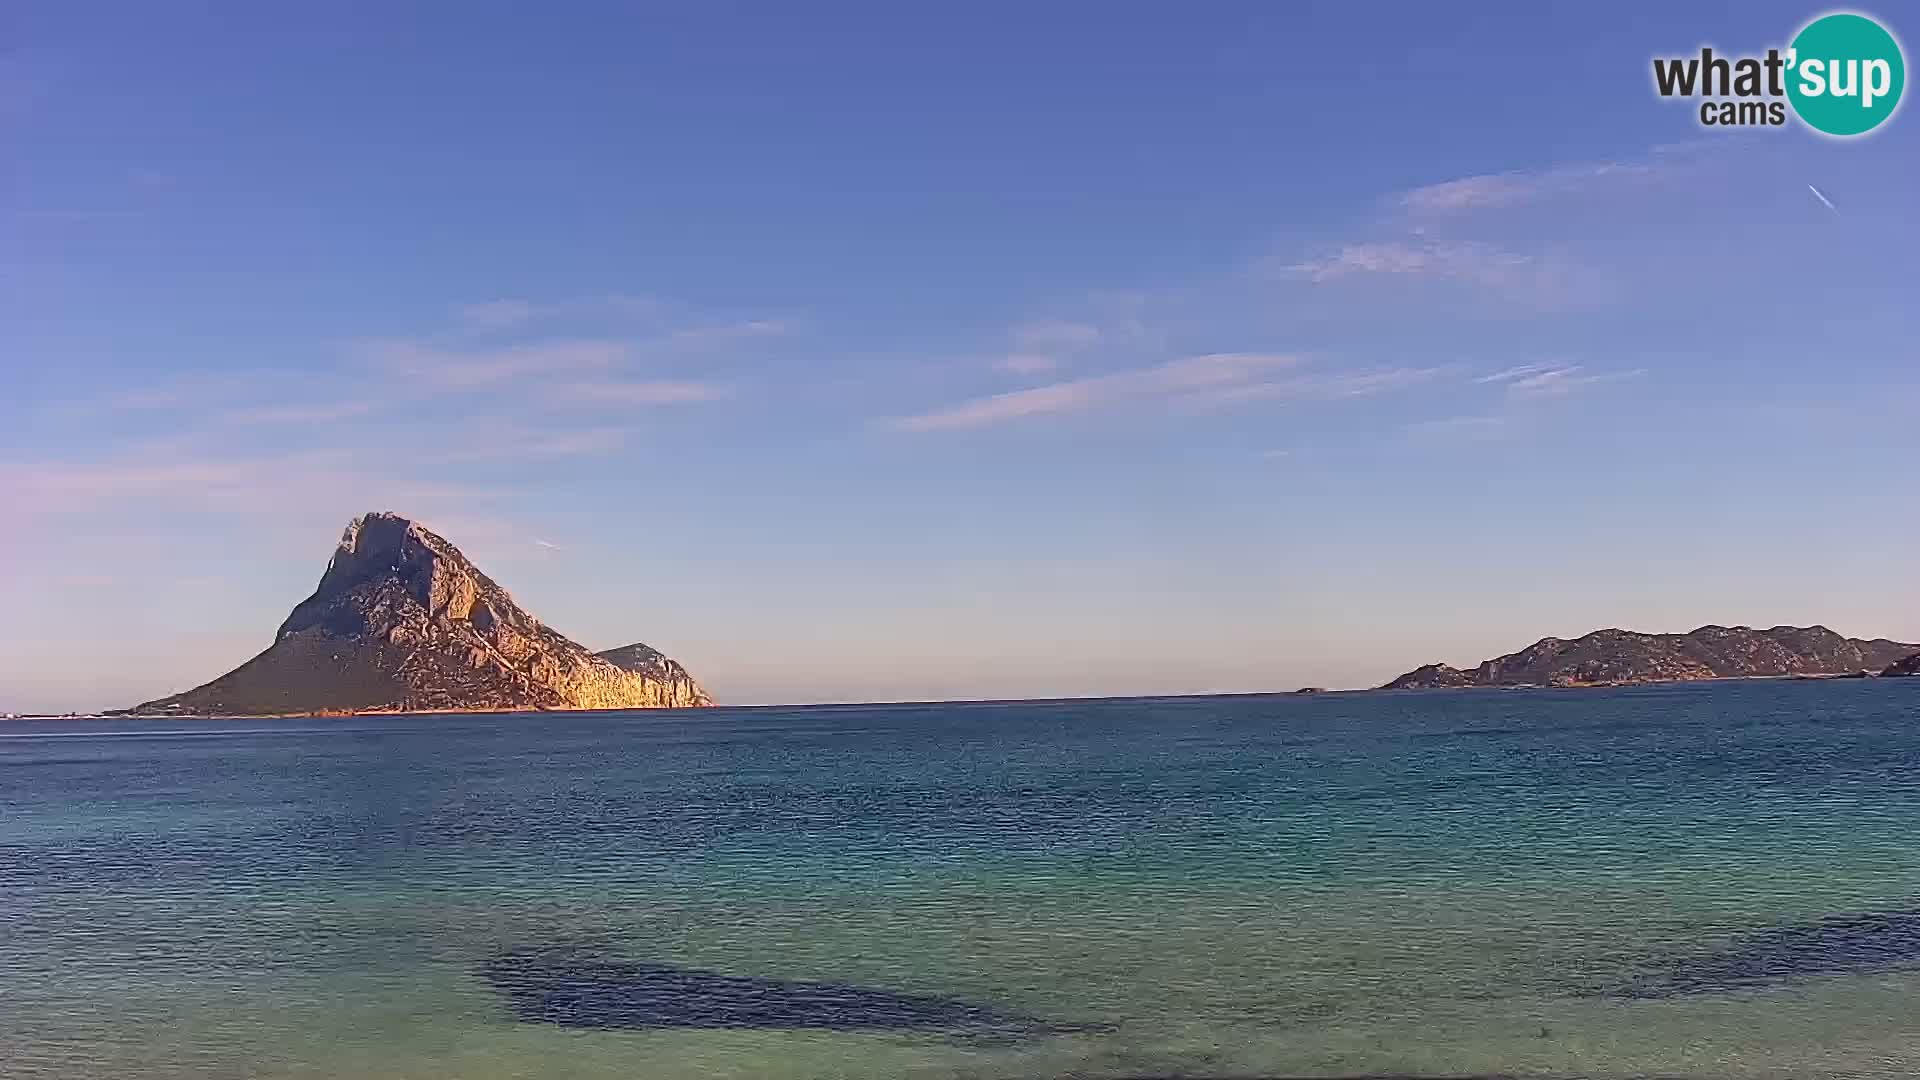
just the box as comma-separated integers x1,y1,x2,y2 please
311,512,444,599
130,512,713,716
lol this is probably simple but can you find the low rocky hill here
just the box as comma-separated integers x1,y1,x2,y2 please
1385,625,1918,690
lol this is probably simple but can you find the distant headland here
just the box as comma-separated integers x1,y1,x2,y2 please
1384,624,1920,690
119,511,713,717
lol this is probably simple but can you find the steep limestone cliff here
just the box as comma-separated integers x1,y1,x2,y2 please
593,642,710,707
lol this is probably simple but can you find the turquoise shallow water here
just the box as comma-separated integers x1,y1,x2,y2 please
4,680,1920,1079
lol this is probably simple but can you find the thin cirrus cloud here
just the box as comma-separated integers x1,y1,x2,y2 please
447,295,792,349
996,353,1064,375
1475,362,1561,384
419,427,636,465
361,339,629,389
0,449,487,518
63,372,385,430
1014,320,1101,350
57,371,303,416
1399,363,1646,444
1285,239,1539,288
1395,154,1676,215
1194,365,1454,406
11,297,768,546
668,319,790,347
1278,144,1711,305
1281,235,1601,308
372,301,786,396
449,293,670,330
539,379,727,406
993,319,1103,375
1479,363,1645,398
1405,414,1511,442
455,298,542,330
219,400,380,426
892,352,1305,431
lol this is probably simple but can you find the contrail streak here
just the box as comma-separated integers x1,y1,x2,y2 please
1807,184,1838,213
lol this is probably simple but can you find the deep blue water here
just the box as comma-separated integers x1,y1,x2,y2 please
4,680,1920,1078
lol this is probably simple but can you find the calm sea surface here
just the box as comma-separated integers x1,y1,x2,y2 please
5,680,1920,1079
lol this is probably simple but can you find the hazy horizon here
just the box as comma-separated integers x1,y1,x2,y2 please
6,3,1918,712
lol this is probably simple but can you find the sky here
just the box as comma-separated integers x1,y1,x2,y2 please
4,3,1917,711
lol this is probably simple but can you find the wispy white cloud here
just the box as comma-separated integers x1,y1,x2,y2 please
220,400,379,425
668,319,790,347
1405,415,1510,442
893,352,1303,431
1401,363,1646,444
1013,319,1101,351
419,427,635,465
893,381,1109,432
61,372,277,414
991,319,1104,376
2,454,335,505
995,353,1063,375
445,293,676,331
1195,365,1455,406
0,450,501,519
1499,364,1645,398
439,293,789,343
362,339,628,389
602,293,670,320
1475,363,1560,384
1274,144,1711,314
533,538,563,551
1397,159,1663,215
68,296,779,439
1286,239,1539,289
1281,235,1602,308
62,373,390,431
456,298,542,330
540,379,727,406
7,292,782,564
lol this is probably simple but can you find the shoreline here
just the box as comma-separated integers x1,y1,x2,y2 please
11,671,1911,722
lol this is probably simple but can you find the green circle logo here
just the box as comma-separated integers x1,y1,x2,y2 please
1787,12,1906,136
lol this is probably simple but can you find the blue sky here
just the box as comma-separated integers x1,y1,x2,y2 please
4,3,1917,711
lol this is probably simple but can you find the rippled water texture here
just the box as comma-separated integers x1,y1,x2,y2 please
5,680,1920,1079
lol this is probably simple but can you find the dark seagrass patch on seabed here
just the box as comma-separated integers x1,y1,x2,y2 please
1592,904,1920,998
481,942,1103,1039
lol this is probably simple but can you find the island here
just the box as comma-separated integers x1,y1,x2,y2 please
124,511,714,716
1383,625,1920,690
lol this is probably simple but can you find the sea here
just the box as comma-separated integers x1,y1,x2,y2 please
4,679,1920,1080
